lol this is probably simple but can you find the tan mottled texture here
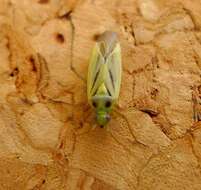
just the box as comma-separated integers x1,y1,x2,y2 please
0,0,201,189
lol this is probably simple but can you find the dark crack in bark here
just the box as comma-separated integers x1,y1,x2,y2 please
113,110,149,149
69,15,86,82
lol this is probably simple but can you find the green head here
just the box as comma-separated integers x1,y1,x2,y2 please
96,111,110,127
91,95,114,127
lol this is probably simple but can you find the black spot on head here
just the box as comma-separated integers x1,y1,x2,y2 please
105,101,111,108
55,33,65,43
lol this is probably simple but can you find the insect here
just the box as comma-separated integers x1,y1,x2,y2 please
87,31,122,127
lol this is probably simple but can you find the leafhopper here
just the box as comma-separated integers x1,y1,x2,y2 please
87,31,122,127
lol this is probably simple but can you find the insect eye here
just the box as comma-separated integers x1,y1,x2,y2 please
105,101,111,108
92,101,97,108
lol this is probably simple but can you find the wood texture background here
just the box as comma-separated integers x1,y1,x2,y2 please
0,0,201,189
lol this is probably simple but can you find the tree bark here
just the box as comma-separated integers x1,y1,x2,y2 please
0,0,201,189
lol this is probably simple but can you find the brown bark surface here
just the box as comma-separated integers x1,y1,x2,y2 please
0,0,201,189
